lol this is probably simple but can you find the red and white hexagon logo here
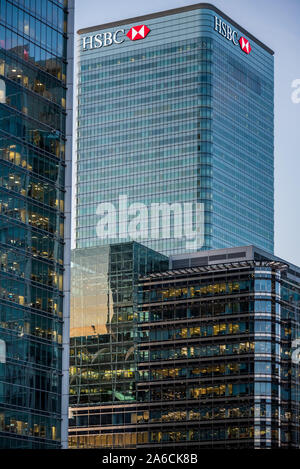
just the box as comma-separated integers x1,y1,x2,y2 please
239,37,251,54
126,25,150,41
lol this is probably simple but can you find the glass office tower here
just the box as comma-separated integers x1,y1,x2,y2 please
69,245,300,449
69,242,168,448
0,0,74,448
76,3,274,255
136,247,300,449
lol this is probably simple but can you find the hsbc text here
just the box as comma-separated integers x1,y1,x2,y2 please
83,30,125,50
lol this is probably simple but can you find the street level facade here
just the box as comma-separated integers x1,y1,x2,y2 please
76,3,274,255
0,0,74,448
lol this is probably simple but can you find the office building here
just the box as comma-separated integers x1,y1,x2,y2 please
69,242,168,448
136,246,300,448
69,245,300,449
0,0,74,448
76,3,274,255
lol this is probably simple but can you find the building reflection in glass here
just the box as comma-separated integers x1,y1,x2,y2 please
69,242,168,447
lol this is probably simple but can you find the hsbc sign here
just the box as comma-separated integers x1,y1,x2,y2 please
239,36,252,54
82,17,252,54
214,16,252,55
127,24,150,41
82,24,151,51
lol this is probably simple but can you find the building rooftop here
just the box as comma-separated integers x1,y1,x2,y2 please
140,245,300,282
77,2,274,55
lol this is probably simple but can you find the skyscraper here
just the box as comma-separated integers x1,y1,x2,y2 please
76,3,274,255
0,0,74,448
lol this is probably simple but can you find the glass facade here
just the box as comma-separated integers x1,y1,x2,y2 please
0,0,73,448
136,265,281,448
76,4,274,255
68,245,300,449
68,242,168,448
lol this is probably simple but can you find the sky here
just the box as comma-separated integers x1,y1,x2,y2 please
74,0,300,265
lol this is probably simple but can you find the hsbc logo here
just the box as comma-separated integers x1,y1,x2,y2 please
82,24,151,51
214,16,252,55
127,25,150,41
239,37,251,54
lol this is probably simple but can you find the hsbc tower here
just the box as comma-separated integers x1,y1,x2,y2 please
76,3,274,256
70,3,277,449
75,3,274,256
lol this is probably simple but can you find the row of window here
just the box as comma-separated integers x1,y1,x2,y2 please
76,149,206,175
1,361,60,392
0,331,62,367
214,85,272,130
139,299,273,322
79,109,203,137
79,77,210,111
78,122,205,145
214,87,272,133
68,431,146,449
76,180,199,204
0,410,59,441
0,246,64,289
0,164,64,210
217,159,272,206
80,54,212,90
0,106,64,158
139,319,273,342
0,25,66,81
0,221,64,263
214,115,272,162
80,38,213,72
150,426,277,443
0,302,62,342
138,361,275,381
0,0,66,56
79,86,208,114
1,77,63,130
0,137,65,185
69,384,135,404
0,190,64,235
3,0,66,32
143,279,255,303
0,381,60,411
139,341,255,362
77,159,200,186
0,51,66,105
213,180,273,223
78,132,205,155
69,402,285,428
77,174,199,198
142,381,278,401
78,98,207,121
0,435,59,449
1,276,63,315
148,404,279,424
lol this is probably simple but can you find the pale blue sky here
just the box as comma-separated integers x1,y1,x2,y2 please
74,0,300,265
